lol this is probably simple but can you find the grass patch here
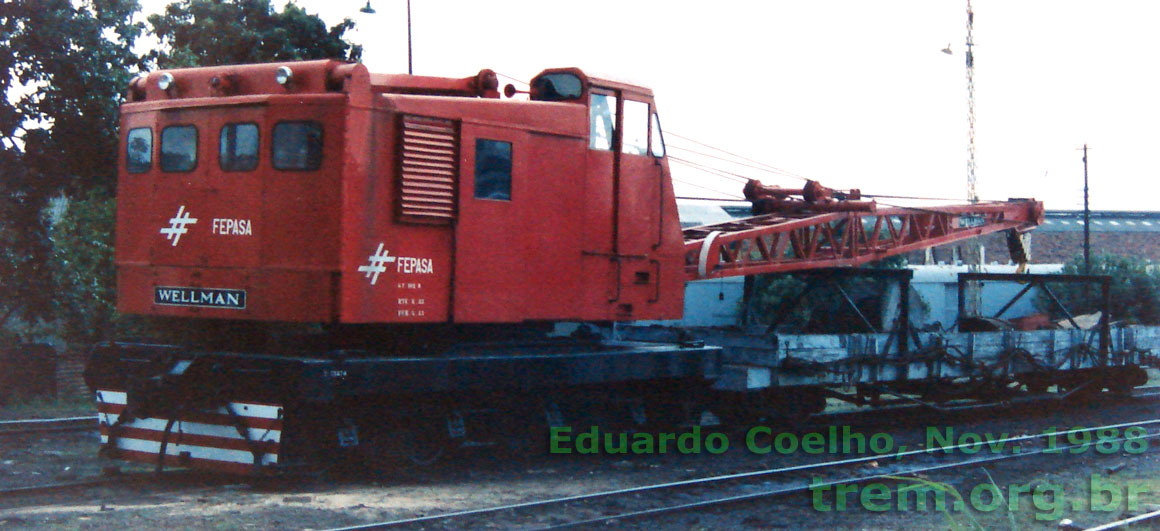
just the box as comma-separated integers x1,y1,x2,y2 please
0,392,95,420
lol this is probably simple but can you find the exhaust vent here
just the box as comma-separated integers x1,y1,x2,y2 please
397,115,459,223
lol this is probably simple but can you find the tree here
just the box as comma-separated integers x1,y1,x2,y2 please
0,0,143,327
49,191,117,345
2,0,363,348
45,0,362,346
147,0,361,69
1036,254,1160,325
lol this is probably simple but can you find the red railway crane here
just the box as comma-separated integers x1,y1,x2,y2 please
86,59,1045,475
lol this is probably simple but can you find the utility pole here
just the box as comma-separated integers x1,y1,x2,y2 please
1083,144,1091,275
962,0,982,323
965,0,978,204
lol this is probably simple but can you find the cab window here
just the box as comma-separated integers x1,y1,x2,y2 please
621,100,649,156
220,123,259,172
474,139,512,201
160,125,197,172
589,94,616,151
126,127,152,173
650,112,666,158
531,73,583,101
272,121,322,171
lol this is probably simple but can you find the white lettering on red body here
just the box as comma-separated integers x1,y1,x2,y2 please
396,257,433,274
211,218,253,236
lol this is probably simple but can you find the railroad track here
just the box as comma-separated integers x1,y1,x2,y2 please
0,415,99,437
1082,507,1160,530
0,469,254,500
0,477,120,499
3,387,1158,511
323,416,1160,530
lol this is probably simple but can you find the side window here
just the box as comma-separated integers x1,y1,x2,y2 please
126,127,152,173
160,125,197,172
589,93,617,151
220,123,259,172
272,121,322,171
474,139,512,201
621,100,649,156
650,112,665,158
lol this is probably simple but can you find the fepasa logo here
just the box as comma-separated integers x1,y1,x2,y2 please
357,242,433,285
357,243,395,285
160,205,197,246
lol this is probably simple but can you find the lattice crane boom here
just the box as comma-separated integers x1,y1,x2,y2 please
683,179,1043,281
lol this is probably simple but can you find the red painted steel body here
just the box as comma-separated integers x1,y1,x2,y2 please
117,60,685,324
116,60,1043,326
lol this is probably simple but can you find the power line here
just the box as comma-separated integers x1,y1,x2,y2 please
668,156,752,184
495,72,528,86
676,196,750,202
671,177,745,199
666,131,811,181
666,144,809,181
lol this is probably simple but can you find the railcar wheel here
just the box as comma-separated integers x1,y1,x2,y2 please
360,412,452,471
390,423,448,467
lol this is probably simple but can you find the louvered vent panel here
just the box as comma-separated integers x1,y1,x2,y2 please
398,115,458,222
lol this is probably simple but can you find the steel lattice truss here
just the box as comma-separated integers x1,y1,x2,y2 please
683,200,1044,280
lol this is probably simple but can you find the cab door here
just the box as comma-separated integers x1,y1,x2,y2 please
614,98,664,315
583,89,665,319
580,89,621,317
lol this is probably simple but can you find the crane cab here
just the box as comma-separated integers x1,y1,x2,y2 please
115,60,686,325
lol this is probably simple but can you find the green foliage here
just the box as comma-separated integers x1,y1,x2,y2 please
1,0,361,349
0,0,143,325
48,191,117,344
147,0,361,68
0,0,144,190
748,256,913,333
1036,254,1160,324
883,475,986,531
0,393,97,419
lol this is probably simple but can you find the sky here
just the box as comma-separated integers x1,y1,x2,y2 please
138,0,1160,211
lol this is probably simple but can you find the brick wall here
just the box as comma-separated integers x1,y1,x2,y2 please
907,230,1160,266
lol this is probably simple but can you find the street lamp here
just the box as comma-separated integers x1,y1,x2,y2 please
405,0,412,75
358,1,412,75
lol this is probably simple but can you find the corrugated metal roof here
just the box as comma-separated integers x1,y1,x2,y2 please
1040,211,1160,232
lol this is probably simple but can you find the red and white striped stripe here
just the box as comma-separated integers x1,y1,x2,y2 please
95,389,283,475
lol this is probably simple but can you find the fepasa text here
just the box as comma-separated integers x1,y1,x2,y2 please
212,218,253,236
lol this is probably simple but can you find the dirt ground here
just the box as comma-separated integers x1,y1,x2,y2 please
3,390,1160,530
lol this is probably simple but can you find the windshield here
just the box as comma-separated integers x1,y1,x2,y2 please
531,73,583,101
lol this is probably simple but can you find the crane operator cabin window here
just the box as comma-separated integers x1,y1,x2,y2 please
160,125,197,172
474,139,512,201
650,112,665,157
621,100,649,156
220,123,259,172
531,73,583,101
126,127,152,173
272,121,323,171
589,94,616,150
